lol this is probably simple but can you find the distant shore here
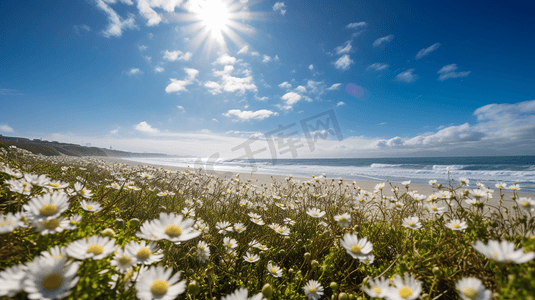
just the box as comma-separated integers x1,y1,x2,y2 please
90,156,533,209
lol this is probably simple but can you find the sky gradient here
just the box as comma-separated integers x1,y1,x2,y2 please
1,0,534,159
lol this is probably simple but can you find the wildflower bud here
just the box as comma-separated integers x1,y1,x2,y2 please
288,268,294,274
330,282,339,292
129,218,140,228
311,260,319,268
159,205,167,212
115,218,124,229
463,189,470,196
348,294,356,300
508,274,515,281
187,280,200,295
421,293,430,300
186,269,194,277
304,252,311,260
262,283,273,299
432,267,441,276
278,249,286,256
320,265,327,272
512,196,516,201
338,292,348,300
437,184,442,189
100,228,116,238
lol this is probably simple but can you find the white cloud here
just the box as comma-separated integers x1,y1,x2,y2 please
164,50,193,61
273,2,286,15
437,64,471,81
223,109,278,121
395,69,417,83
204,81,222,95
74,24,91,35
336,101,346,107
0,124,14,133
262,55,271,63
274,55,280,61
280,92,302,109
165,68,199,93
326,83,342,91
251,51,260,56
295,85,307,93
214,54,238,65
136,0,185,26
134,121,159,134
346,22,367,29
154,66,165,73
212,65,257,95
255,94,268,101
237,45,249,54
416,43,440,60
139,45,148,51
367,63,389,71
333,54,354,71
373,34,394,47
177,105,185,112
335,40,352,55
309,64,314,70
110,128,119,134
95,0,137,38
212,118,219,122
278,81,292,89
127,68,143,75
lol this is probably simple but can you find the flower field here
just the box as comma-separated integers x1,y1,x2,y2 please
1,144,535,300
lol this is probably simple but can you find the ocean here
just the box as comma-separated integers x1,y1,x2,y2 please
122,156,535,193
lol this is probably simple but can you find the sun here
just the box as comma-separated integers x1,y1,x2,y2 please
179,0,267,60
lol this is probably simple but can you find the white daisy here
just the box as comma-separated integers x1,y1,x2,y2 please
306,208,325,218
41,245,68,260
66,235,117,260
23,192,70,221
136,220,160,241
426,203,447,215
80,200,103,212
135,265,186,300
334,213,351,228
402,216,422,230
31,216,70,235
359,254,375,265
472,239,535,264
362,276,389,298
303,280,324,300
243,252,260,263
126,240,164,265
445,219,468,231
150,212,201,242
222,288,263,300
267,262,283,278
0,263,27,297
233,223,247,233
223,237,238,250
385,273,422,300
455,277,492,300
22,256,80,300
216,221,233,234
111,248,138,273
340,233,373,259
0,212,25,234
65,214,82,230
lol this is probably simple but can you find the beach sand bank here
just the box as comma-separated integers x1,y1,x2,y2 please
91,157,533,209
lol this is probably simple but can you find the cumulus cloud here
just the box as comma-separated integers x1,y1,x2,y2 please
134,121,159,134
94,0,137,38
278,81,292,89
0,124,14,133
223,109,278,121
177,105,185,112
137,0,184,26
416,43,440,60
373,34,394,47
237,45,249,54
333,54,354,71
214,54,238,65
163,50,193,61
367,63,389,71
396,69,418,83
437,64,471,81
127,68,143,75
335,40,352,55
336,101,345,107
346,22,367,29
165,68,199,94
309,64,314,70
204,81,222,95
326,83,342,91
273,2,286,15
295,85,307,93
262,55,272,63
280,92,302,109
154,66,165,73
211,65,257,95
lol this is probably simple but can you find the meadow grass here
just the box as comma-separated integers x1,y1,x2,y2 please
1,143,535,300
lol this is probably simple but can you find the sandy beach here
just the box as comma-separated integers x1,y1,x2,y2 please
91,156,533,209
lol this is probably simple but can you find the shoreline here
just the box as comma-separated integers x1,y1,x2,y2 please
89,156,534,207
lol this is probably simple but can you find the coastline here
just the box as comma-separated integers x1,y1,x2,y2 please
90,156,533,207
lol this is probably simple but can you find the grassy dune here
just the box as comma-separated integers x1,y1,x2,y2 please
1,144,535,300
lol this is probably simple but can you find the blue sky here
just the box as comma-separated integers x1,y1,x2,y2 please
1,0,534,158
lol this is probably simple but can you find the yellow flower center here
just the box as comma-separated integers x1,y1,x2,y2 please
49,183,60,187
137,248,152,259
164,224,182,237
522,201,530,207
150,279,168,296
43,218,60,230
40,204,58,216
408,221,415,226
86,205,93,210
226,242,233,248
309,286,316,293
53,255,63,259
41,273,63,290
351,245,361,254
453,223,460,229
373,286,382,294
119,255,131,265
270,267,277,274
86,244,104,255
399,286,413,298
462,287,478,299
278,228,283,233
432,206,438,211
339,217,347,222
